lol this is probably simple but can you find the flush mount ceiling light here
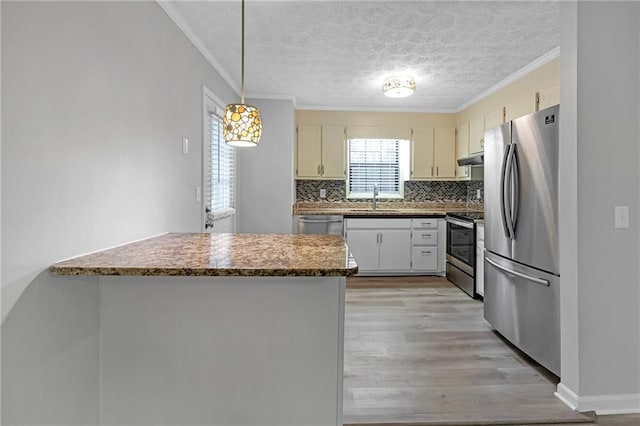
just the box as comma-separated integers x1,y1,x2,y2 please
382,75,416,98
223,0,262,147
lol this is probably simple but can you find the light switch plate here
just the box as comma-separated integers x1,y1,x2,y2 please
614,206,629,229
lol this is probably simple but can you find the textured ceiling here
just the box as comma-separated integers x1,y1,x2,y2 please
163,1,560,111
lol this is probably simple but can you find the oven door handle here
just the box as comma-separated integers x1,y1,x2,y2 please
445,217,474,229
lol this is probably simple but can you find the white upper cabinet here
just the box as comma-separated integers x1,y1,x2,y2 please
484,107,504,132
411,127,456,180
468,116,485,155
296,125,345,179
433,128,456,178
456,123,470,180
504,92,537,122
296,125,322,178
411,127,435,179
321,126,347,178
537,84,560,110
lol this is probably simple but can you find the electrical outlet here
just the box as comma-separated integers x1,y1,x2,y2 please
320,188,327,198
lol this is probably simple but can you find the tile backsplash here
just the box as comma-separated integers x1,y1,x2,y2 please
296,179,484,205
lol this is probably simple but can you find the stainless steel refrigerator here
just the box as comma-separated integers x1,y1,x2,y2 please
483,105,560,376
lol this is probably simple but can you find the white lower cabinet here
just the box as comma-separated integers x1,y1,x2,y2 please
379,229,412,271
345,219,411,274
476,224,485,297
345,229,382,272
411,218,442,273
345,217,445,275
412,246,438,271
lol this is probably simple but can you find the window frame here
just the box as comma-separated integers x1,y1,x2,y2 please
208,111,235,215
202,87,236,228
346,137,410,200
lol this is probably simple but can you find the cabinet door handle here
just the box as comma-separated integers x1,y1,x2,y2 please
317,165,321,175
421,234,431,238
436,166,439,176
379,233,382,244
421,251,432,255
321,164,325,175
431,166,434,176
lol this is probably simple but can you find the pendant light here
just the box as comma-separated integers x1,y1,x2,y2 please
223,0,262,147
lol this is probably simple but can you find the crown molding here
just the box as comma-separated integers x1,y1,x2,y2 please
456,46,560,112
295,104,458,114
156,0,241,98
247,93,299,108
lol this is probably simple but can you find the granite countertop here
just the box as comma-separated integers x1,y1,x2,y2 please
293,202,483,217
50,233,358,277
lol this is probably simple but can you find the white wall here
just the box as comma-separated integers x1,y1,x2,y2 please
236,99,294,234
1,1,236,423
558,0,581,399
558,1,640,414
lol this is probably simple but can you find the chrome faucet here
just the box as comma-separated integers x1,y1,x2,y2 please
372,183,379,211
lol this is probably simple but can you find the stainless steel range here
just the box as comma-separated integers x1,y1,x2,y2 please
445,212,483,298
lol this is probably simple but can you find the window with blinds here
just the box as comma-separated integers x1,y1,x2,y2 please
206,112,235,216
347,138,409,199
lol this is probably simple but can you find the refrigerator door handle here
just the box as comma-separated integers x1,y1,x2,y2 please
503,144,516,239
510,144,520,235
499,144,512,239
486,257,550,287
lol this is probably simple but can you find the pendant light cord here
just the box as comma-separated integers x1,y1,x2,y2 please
241,0,245,103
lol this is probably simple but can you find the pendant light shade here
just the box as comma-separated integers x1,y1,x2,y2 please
223,103,262,147
223,0,262,147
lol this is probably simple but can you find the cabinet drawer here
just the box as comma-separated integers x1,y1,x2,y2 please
412,247,438,271
411,218,438,229
346,218,411,229
412,230,438,246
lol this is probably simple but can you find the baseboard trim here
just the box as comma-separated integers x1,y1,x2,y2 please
557,383,640,414
555,383,579,411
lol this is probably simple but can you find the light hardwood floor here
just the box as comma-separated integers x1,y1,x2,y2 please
343,277,638,425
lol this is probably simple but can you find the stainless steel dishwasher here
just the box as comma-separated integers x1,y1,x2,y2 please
295,215,344,235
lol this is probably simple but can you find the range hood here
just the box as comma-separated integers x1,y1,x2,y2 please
457,153,484,166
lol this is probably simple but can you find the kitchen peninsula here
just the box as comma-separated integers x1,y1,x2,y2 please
50,233,357,426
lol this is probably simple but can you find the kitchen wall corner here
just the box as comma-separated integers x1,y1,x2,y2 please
236,98,295,233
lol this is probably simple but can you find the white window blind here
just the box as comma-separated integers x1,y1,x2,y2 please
348,138,405,198
206,111,235,216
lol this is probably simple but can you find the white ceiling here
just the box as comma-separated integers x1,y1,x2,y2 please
162,1,560,112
